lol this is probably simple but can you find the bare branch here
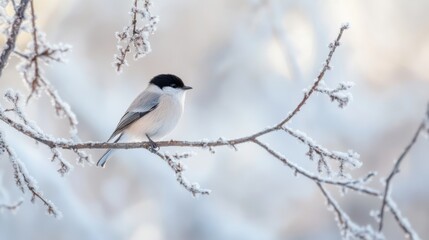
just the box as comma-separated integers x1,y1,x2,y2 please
378,112,427,232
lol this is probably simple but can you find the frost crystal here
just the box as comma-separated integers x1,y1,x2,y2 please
315,81,354,108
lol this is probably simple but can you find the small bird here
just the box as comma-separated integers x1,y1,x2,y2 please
97,74,192,167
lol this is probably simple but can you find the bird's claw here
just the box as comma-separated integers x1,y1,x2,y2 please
148,142,159,153
146,134,159,153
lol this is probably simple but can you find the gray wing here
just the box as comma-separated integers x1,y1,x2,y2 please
107,91,160,141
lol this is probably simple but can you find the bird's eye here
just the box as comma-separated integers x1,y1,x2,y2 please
171,84,177,88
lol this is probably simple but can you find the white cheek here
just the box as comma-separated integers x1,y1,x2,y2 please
164,87,185,97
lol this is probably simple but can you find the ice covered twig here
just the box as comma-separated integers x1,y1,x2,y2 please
0,0,30,78
0,199,23,211
276,24,350,127
3,89,79,174
315,81,354,108
157,151,210,196
386,198,421,240
282,126,361,176
0,132,62,218
317,183,384,240
113,0,159,73
15,1,77,134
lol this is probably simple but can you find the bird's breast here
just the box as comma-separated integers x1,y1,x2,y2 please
125,94,184,141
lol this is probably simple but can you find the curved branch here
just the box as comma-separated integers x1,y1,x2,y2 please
378,121,426,232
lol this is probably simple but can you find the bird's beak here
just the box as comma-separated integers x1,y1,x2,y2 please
182,86,193,90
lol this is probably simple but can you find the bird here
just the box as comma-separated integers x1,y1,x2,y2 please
97,74,192,167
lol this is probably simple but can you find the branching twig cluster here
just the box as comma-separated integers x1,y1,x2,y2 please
282,126,360,177
113,0,159,73
317,183,384,240
157,151,211,196
14,0,77,134
315,81,354,108
0,131,61,218
1,89,88,173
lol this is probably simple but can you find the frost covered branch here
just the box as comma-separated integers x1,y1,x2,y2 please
0,131,61,218
2,89,85,173
0,0,30,77
377,105,429,235
386,198,420,240
113,0,159,73
15,0,77,134
278,23,350,127
317,183,383,240
282,126,361,176
157,151,211,196
315,81,354,108
0,0,82,217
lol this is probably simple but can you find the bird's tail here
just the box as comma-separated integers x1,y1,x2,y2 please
97,149,115,168
96,133,123,168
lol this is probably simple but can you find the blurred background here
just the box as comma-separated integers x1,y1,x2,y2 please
0,0,428,239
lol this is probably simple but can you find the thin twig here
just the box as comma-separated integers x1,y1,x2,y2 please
317,182,383,240
277,24,349,127
27,0,41,102
154,151,211,196
132,0,138,34
114,0,137,72
0,199,23,211
10,0,18,12
378,121,426,232
253,139,376,195
386,198,420,239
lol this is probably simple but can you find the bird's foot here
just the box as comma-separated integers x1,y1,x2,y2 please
146,134,160,153
148,142,160,153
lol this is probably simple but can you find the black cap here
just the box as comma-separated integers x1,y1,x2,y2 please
150,74,192,90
